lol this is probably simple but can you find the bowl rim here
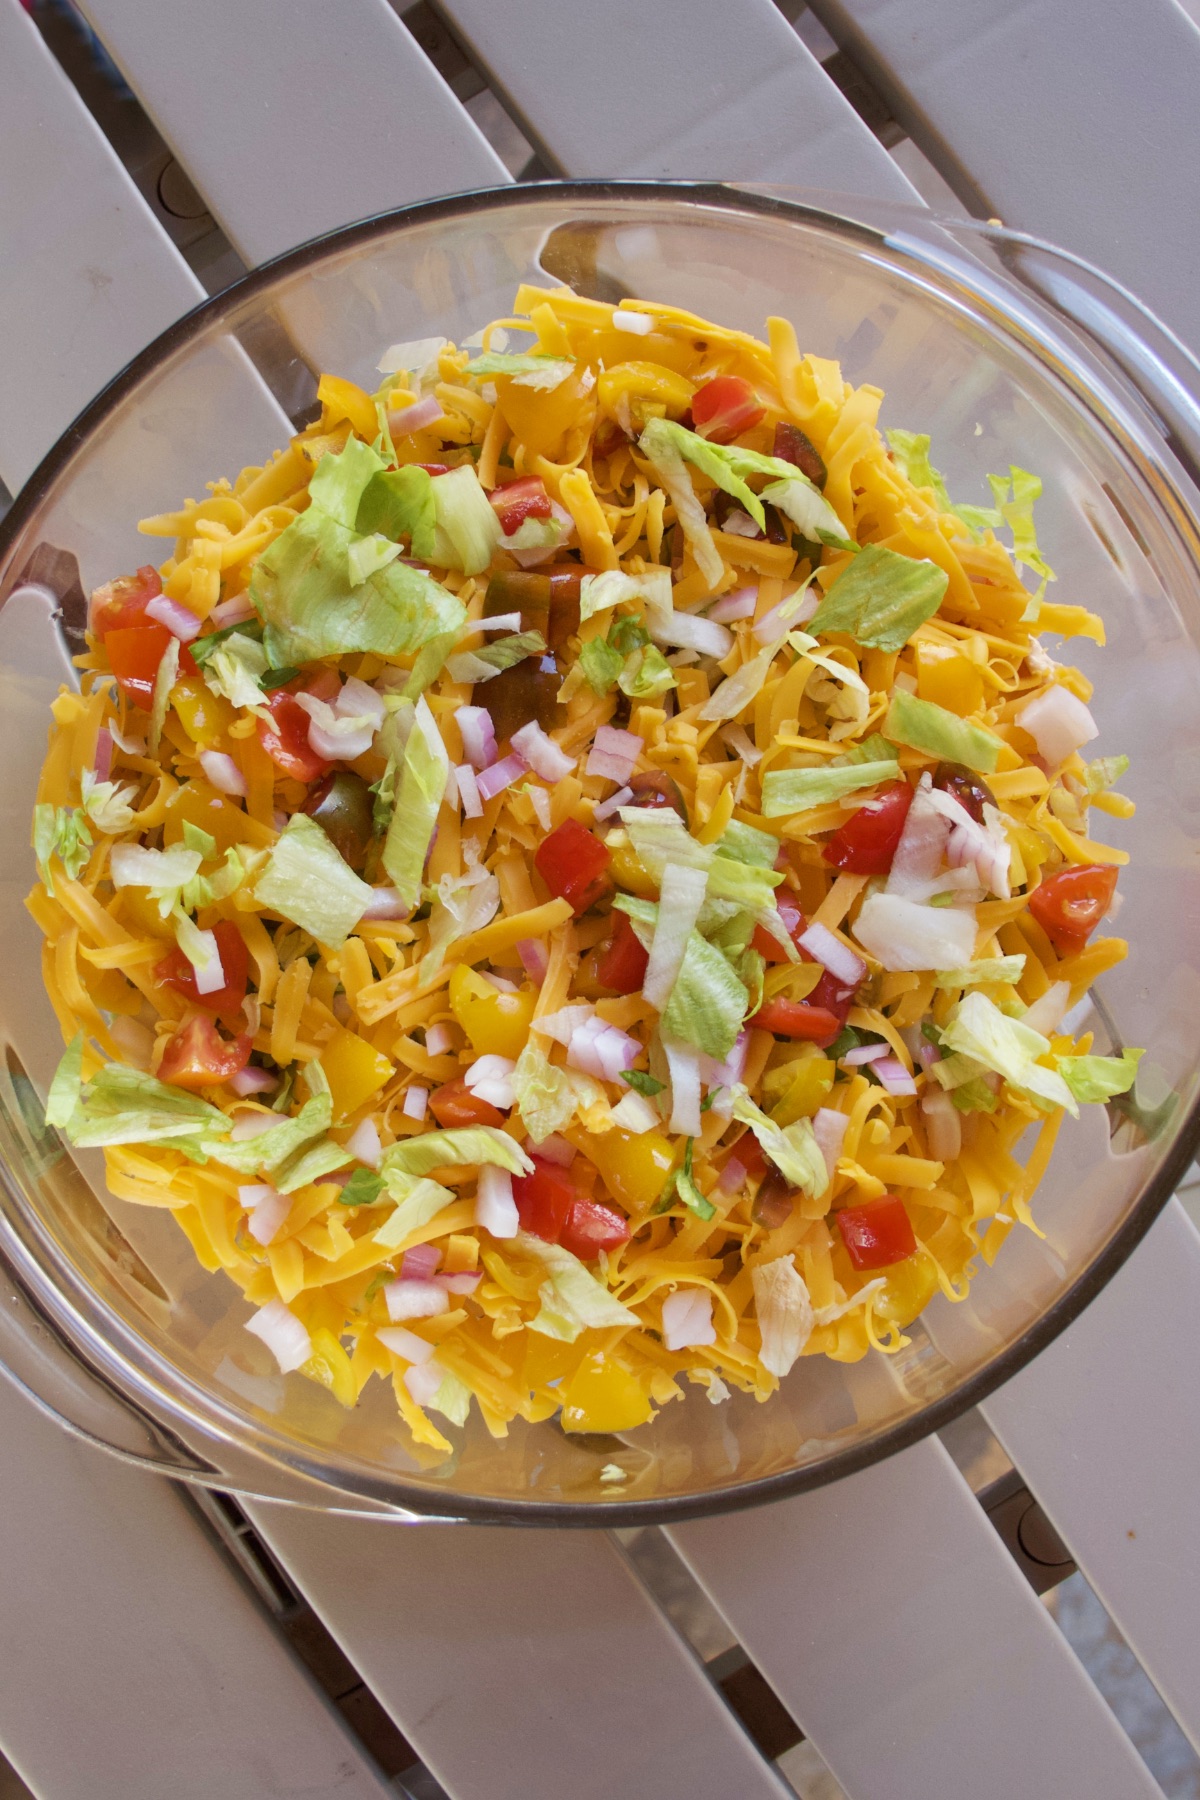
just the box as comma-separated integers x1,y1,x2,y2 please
1,175,1197,1525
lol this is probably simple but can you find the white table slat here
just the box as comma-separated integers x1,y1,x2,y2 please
982,1198,1200,1752
246,1507,789,1800
669,1435,1163,1800
435,0,917,198
804,0,1200,356
0,3,203,494
72,0,510,269
0,1374,393,1800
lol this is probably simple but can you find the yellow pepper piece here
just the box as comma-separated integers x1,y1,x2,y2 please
870,1251,939,1328
605,833,658,899
580,1126,676,1217
495,368,592,460
317,373,378,442
162,782,247,854
303,1326,358,1408
448,964,537,1058
916,643,985,718
767,1054,834,1125
597,360,695,430
171,675,235,746
321,1026,395,1119
560,1352,653,1433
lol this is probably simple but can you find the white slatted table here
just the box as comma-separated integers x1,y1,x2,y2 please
1,2,1197,1795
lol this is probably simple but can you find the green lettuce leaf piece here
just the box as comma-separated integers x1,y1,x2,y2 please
950,1076,1000,1115
935,956,1026,989
446,629,545,685
579,568,672,624
886,430,952,507
718,820,781,869
837,731,896,765
181,820,217,860
1057,1047,1143,1105
33,804,92,893
274,1136,355,1194
347,533,402,588
636,419,724,588
355,465,436,559
426,1366,473,1426
200,629,269,710
465,352,574,390
211,1096,332,1174
147,635,180,757
883,689,1002,775
609,613,651,656
619,644,676,699
429,463,502,575
1083,754,1130,797
662,931,748,1058
518,1233,639,1341
373,1172,457,1248
760,758,898,817
45,1033,84,1128
382,696,449,909
401,627,461,701
640,418,848,545
190,617,264,667
420,861,500,983
759,477,856,550
79,770,137,835
697,640,779,723
940,991,1076,1115
254,813,373,948
512,1038,576,1143
807,544,948,651
381,1126,533,1180
989,466,1055,582
51,1056,228,1150
731,1089,829,1197
250,436,466,666
579,634,624,695
621,1070,665,1097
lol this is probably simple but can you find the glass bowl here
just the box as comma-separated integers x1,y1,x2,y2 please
2,181,1199,1525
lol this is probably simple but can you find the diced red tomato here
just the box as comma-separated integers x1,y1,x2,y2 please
1028,863,1118,956
105,623,197,711
89,565,162,637
300,666,341,703
256,690,332,783
560,1196,631,1260
513,1155,577,1242
836,1195,917,1270
751,899,859,1023
489,476,552,537
736,1135,768,1185
750,997,842,1045
823,781,913,874
808,967,857,1025
691,375,765,445
534,817,611,915
752,894,806,963
596,911,649,993
158,1015,252,1091
428,1079,504,1129
416,463,451,476
154,920,250,1018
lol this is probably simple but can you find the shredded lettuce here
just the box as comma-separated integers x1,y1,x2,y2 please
446,629,545,685
1083,754,1130,797
988,466,1055,582
760,757,898,817
886,430,952,507
1057,1047,1143,1105
32,804,92,892
250,436,466,666
147,635,180,757
373,1172,457,1248
950,1075,1000,1114
940,992,1076,1115
619,643,677,698
718,820,779,868
697,640,780,723
347,533,402,588
883,689,1002,775
751,1255,814,1376
47,1048,228,1150
731,1090,828,1197
637,419,723,588
512,1038,576,1143
429,464,502,575
382,1126,533,1180
640,418,849,547
579,568,671,624
45,1032,84,1128
212,1096,333,1175
79,769,138,835
760,477,856,550
200,629,269,710
578,634,625,695
935,956,1026,988
420,859,500,981
807,545,948,651
254,812,373,948
110,842,203,918
518,1233,639,1341
615,894,748,1057
274,1137,355,1194
465,352,574,390
355,465,436,559
382,696,449,909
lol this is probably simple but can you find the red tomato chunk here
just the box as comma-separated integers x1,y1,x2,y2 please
751,997,842,1045
1028,863,1117,956
691,375,765,445
256,691,332,783
823,781,913,875
106,623,197,711
155,919,249,1018
428,1079,504,1129
596,910,649,994
534,817,611,915
90,565,162,637
837,1195,917,1270
158,1016,251,1090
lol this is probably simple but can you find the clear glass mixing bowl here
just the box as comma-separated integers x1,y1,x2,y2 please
1,182,1199,1524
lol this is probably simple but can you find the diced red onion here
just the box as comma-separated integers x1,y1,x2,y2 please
435,1270,482,1295
296,691,377,762
586,725,643,786
360,885,408,920
482,971,518,993
455,705,497,771
873,1056,917,1096
533,1133,574,1167
511,720,574,782
209,592,255,628
661,1287,716,1351
230,1110,281,1141
94,727,113,783
886,777,950,897
404,1360,445,1405
754,586,818,642
199,750,247,797
525,784,552,831
708,585,758,623
346,1116,382,1167
465,1054,517,1109
145,592,202,642
516,937,549,984
1017,685,1098,766
653,610,733,658
403,1085,429,1121
588,751,637,784
841,1041,890,1066
229,1067,279,1098
915,1039,942,1071
926,786,1011,900
475,1165,518,1237
424,1022,453,1056
377,1324,435,1363
246,1299,311,1373
812,1107,850,1177
921,1086,962,1161
385,1277,450,1321
797,922,866,988
699,1030,749,1090
593,784,633,823
475,751,529,802
338,677,386,732
567,1015,639,1082
401,1242,441,1281
717,1154,747,1196
480,612,523,632
388,395,443,436
454,763,484,819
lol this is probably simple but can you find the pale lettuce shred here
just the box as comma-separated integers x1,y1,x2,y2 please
381,1127,533,1180
1057,1047,1143,1105
939,992,1076,1115
516,1233,638,1341
731,1090,829,1198
512,1038,577,1143
382,695,449,909
201,631,268,710
32,804,92,893
751,1256,815,1377
373,1174,458,1249
254,813,373,948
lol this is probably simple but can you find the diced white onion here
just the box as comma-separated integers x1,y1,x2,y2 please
612,308,654,335
475,1165,519,1238
454,763,484,818
402,1085,429,1121
384,1277,450,1321
610,1090,659,1133
403,1360,444,1404
707,585,758,622
720,509,762,539
377,1324,436,1363
347,1116,382,1167
208,592,256,628
534,1004,594,1046
1020,979,1071,1036
661,1287,716,1351
650,608,733,658
189,930,225,996
886,775,949,898
566,1016,639,1082
812,1107,849,1179
199,750,247,796
246,1299,311,1373
1017,684,1098,766
242,1183,291,1246
464,1054,517,1109
229,1067,278,1097
525,784,552,830
360,886,408,919
455,705,497,771
424,1022,453,1055
797,922,866,988
586,725,643,786
511,720,574,782
853,892,977,973
840,1041,891,1066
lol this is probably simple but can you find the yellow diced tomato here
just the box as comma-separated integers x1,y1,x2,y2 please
767,1053,834,1125
302,1326,357,1407
561,1352,653,1433
448,964,536,1058
162,783,247,853
605,832,658,899
597,361,695,432
321,1027,395,1119
916,644,985,718
581,1126,675,1218
171,675,235,746
317,373,378,442
870,1250,939,1327
494,368,594,461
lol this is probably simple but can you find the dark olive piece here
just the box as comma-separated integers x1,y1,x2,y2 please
626,770,689,825
303,771,373,869
773,420,828,489
752,1172,795,1230
932,762,997,825
484,654,564,748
